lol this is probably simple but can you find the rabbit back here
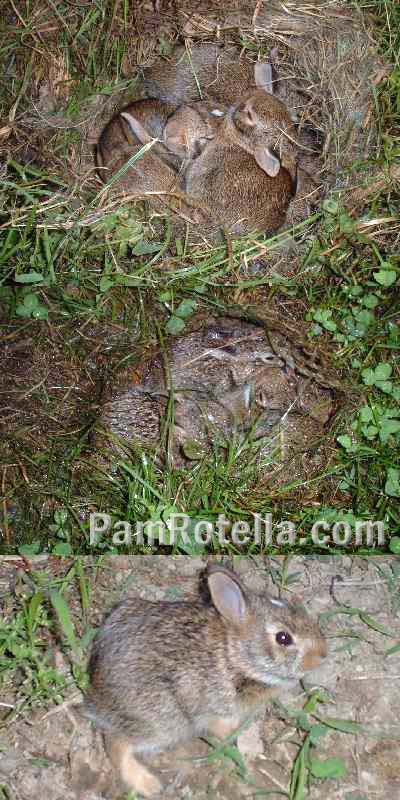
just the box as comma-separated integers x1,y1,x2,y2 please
86,599,241,747
185,140,294,235
143,43,256,105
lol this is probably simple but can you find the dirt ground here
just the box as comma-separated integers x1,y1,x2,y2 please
0,555,399,800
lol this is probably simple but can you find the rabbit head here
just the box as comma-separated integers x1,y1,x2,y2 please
163,103,224,160
228,62,298,181
206,564,327,688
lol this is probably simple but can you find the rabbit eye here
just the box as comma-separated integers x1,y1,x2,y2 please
276,630,293,646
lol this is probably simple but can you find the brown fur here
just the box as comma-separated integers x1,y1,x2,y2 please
184,88,297,236
85,564,326,796
96,98,212,224
162,101,224,160
96,98,181,185
96,59,297,239
143,43,256,105
97,97,224,180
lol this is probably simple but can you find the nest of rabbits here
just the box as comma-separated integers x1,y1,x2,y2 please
9,0,386,244
92,308,344,494
64,0,385,250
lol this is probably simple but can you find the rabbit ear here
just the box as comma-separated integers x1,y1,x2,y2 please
207,568,248,623
121,112,153,145
254,145,280,177
163,118,184,149
254,62,274,95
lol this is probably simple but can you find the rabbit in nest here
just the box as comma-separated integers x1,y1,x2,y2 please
97,98,224,178
85,564,327,797
184,61,299,236
120,99,225,163
96,97,223,224
143,42,256,106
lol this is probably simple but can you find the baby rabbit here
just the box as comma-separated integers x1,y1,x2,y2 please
96,100,179,180
143,42,256,105
85,564,326,797
96,98,211,223
96,99,181,189
184,62,298,236
121,99,225,162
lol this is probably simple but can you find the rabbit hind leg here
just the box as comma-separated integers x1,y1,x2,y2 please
105,734,162,798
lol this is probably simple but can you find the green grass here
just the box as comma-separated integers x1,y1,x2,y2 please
0,558,93,719
0,0,399,553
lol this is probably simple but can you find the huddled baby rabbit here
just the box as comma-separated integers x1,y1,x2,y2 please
121,100,224,163
85,564,326,797
98,97,224,175
96,98,181,191
96,49,298,238
96,97,212,223
143,42,256,105
184,62,298,236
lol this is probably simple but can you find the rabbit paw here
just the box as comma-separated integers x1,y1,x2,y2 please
106,735,163,798
121,753,162,798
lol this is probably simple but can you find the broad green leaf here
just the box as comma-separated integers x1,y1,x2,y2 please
375,380,392,394
385,468,400,497
166,315,186,334
175,298,198,319
361,424,378,439
362,293,379,309
15,304,32,317
379,419,400,443
337,435,353,451
52,542,73,555
373,270,397,287
389,537,400,555
374,363,392,381
322,199,339,215
309,757,347,779
23,293,40,309
158,290,172,302
359,406,373,423
131,240,162,255
99,276,115,292
15,271,44,284
361,368,375,385
32,306,48,320
353,309,374,327
18,541,41,555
